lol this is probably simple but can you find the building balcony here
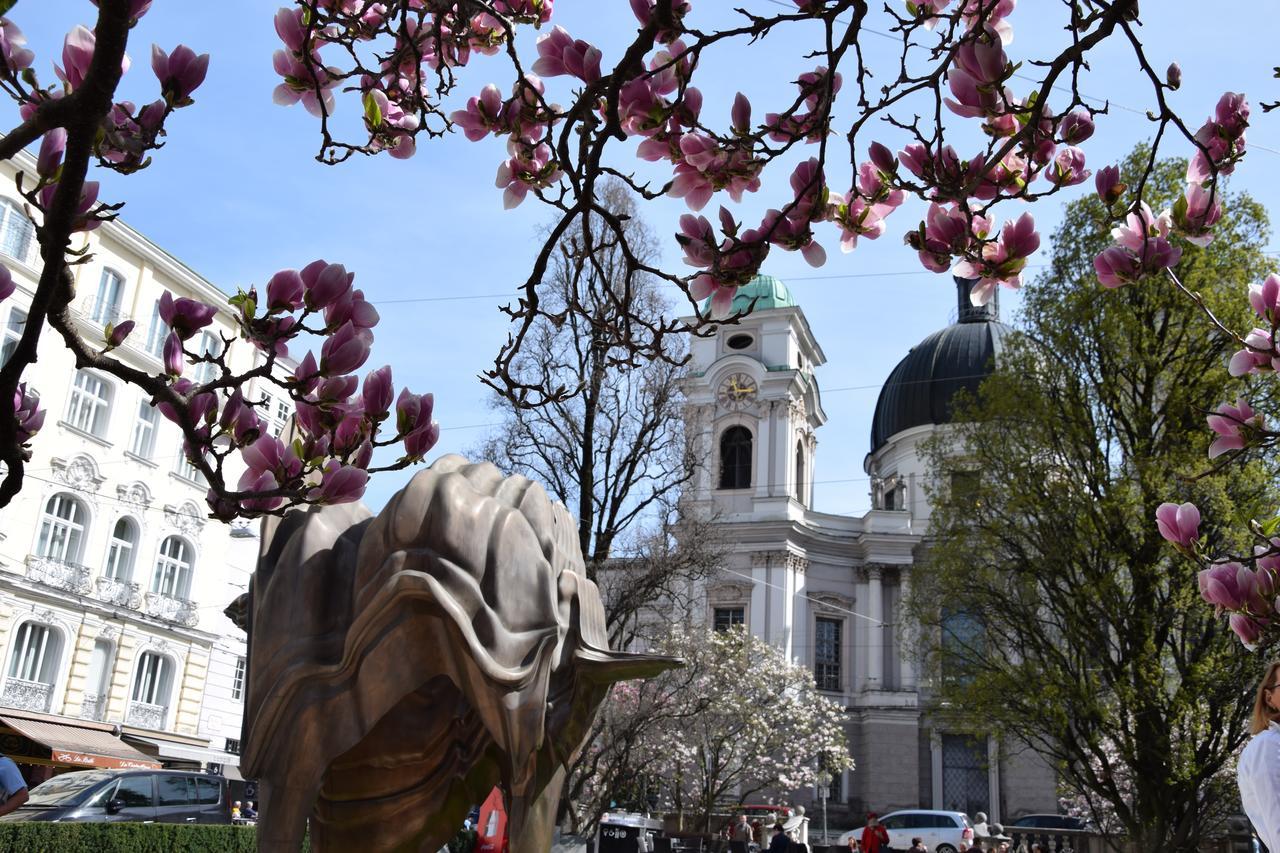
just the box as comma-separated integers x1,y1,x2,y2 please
80,692,106,722
126,700,167,730
24,555,92,595
142,592,198,628
95,576,142,609
2,677,53,713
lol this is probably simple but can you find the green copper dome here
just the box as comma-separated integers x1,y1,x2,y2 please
730,274,797,312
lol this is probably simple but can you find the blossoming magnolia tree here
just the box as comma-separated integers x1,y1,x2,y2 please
0,0,1258,530
584,627,850,833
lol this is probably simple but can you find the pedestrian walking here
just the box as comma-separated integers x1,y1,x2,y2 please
731,814,754,853
861,813,890,853
908,838,928,852
846,833,861,852
768,823,790,853
0,754,27,817
1240,660,1280,853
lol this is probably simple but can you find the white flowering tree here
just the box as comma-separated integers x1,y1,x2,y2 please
572,626,851,834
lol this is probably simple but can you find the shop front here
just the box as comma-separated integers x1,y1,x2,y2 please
0,710,160,788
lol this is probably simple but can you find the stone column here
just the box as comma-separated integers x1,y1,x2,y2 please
60,621,100,717
866,567,883,688
175,646,210,735
898,569,917,690
106,632,138,722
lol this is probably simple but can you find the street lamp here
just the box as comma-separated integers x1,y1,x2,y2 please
815,770,831,845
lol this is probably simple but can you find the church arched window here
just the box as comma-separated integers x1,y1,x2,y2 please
794,440,806,506
719,426,752,490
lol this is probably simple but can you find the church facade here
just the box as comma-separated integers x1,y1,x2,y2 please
681,274,1058,826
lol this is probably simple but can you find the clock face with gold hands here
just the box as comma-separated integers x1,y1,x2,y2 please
717,373,758,410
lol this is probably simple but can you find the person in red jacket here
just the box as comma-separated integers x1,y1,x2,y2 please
861,813,890,853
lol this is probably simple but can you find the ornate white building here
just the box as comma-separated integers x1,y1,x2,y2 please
683,274,1058,825
0,149,264,788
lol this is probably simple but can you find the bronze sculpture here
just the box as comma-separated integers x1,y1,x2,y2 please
238,455,678,852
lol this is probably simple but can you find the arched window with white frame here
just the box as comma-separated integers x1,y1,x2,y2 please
128,651,174,729
104,517,139,581
4,621,64,712
0,198,35,265
65,370,113,437
90,268,125,325
718,426,753,490
36,493,88,564
151,536,193,599
794,440,806,506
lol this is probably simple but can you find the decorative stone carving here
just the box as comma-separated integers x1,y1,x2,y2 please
809,591,854,615
786,553,809,575
164,502,205,535
241,455,679,853
142,593,198,627
51,455,104,495
24,556,92,595
750,551,808,575
116,482,152,512
95,577,142,610
1,678,52,713
97,624,119,641
706,580,754,604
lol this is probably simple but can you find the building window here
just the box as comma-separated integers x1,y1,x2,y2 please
144,298,167,357
941,734,990,818
0,306,24,366
266,393,292,438
65,370,113,437
191,331,222,385
794,441,806,506
152,536,193,599
713,607,745,632
231,656,246,701
129,399,160,460
941,609,985,686
104,517,138,581
726,333,753,350
225,738,241,755
36,493,88,563
131,651,174,707
814,617,842,692
0,199,35,264
719,426,752,490
7,622,62,684
173,445,207,485
90,268,125,325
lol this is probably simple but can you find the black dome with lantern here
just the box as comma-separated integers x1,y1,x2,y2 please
869,277,1014,454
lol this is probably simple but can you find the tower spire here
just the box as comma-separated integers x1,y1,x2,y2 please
954,275,999,323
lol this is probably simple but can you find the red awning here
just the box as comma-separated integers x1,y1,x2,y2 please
0,715,161,770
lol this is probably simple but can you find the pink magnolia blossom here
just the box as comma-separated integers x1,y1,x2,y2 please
495,0,555,25
56,25,131,93
1248,274,1280,322
1230,613,1267,648
90,0,153,25
265,269,305,312
960,0,1017,44
37,129,66,180
362,365,394,421
1226,328,1276,377
151,44,209,107
1155,501,1200,549
1048,146,1090,187
1057,111,1094,145
1187,92,1250,183
944,35,1010,120
1171,182,1222,247
362,88,420,159
629,0,691,42
158,291,216,340
396,390,440,459
690,275,737,318
1198,562,1253,611
301,260,354,310
37,180,101,232
496,140,562,209
242,434,303,486
0,18,33,75
308,460,369,504
319,321,373,376
0,265,13,303
532,26,601,83
324,288,379,331
104,320,135,351
906,202,975,273
450,84,509,141
1207,397,1260,458
1094,202,1181,288
12,383,44,443
952,212,1039,305
1095,165,1125,205
163,332,185,377
219,389,264,446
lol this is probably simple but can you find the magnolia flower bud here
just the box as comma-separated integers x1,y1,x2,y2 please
1166,62,1182,91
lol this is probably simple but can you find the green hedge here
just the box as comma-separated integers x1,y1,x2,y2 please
0,823,261,852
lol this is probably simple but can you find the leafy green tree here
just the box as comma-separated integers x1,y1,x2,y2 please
906,147,1277,853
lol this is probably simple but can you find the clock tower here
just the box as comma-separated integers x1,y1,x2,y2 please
683,274,827,519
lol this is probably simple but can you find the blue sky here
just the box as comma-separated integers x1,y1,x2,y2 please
11,2,1280,515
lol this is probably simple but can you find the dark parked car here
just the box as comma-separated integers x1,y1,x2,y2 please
1010,814,1091,831
0,768,231,824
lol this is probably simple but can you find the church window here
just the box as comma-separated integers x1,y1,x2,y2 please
713,607,745,632
814,617,842,691
719,426,752,489
794,441,806,506
726,333,753,350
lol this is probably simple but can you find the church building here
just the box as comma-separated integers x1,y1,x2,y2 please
681,273,1058,825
